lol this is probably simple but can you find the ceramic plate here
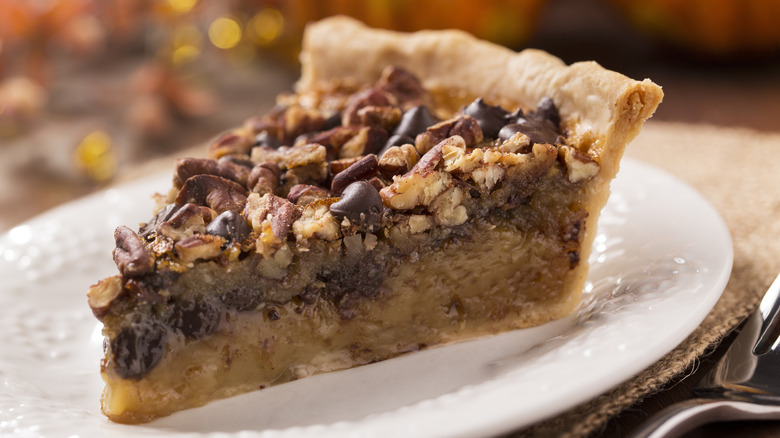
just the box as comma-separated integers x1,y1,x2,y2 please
0,158,732,437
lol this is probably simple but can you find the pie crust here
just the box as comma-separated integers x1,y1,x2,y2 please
87,16,662,424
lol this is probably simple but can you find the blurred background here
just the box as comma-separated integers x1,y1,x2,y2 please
1,0,779,232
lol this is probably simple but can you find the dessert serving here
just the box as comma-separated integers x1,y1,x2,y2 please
87,16,663,424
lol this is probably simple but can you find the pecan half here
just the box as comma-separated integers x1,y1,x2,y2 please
287,184,331,205
247,161,281,195
87,275,124,320
341,87,395,126
415,115,483,154
113,226,154,277
208,131,253,159
174,174,248,213
244,193,295,240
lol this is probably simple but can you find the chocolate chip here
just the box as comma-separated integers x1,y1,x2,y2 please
392,105,438,139
329,181,383,231
330,154,379,195
166,299,220,339
498,119,560,145
113,226,154,277
254,131,282,149
267,308,281,321
111,321,166,379
534,97,560,128
206,210,251,243
461,98,510,138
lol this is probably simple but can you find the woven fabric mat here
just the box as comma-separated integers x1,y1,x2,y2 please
517,121,780,437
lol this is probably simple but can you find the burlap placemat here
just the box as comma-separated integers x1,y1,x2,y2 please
517,121,780,437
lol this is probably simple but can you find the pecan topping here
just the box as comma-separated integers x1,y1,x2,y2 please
559,145,600,183
339,126,388,158
378,144,420,179
174,174,248,213
244,193,295,240
113,226,154,277
251,144,327,169
156,203,208,240
415,115,483,154
87,275,124,320
379,141,451,210
330,154,379,195
175,234,225,263
247,161,281,195
173,157,250,188
287,184,331,205
378,66,429,108
341,87,395,126
357,105,401,131
208,131,253,159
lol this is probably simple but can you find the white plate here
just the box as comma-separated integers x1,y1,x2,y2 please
0,158,732,438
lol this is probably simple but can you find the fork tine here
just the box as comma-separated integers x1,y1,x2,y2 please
753,273,780,355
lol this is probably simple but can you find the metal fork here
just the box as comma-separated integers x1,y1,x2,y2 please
631,273,780,438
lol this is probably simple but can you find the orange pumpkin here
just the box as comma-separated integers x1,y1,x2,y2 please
608,0,780,56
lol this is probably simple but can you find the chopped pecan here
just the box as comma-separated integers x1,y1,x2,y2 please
415,115,483,155
292,200,341,243
173,157,250,188
113,226,154,277
379,142,451,210
174,174,248,213
341,87,396,126
378,144,420,179
357,105,401,131
339,126,388,158
297,125,361,157
287,184,331,205
430,187,468,226
244,193,295,240
559,145,600,183
378,66,430,108
208,131,253,159
175,235,225,263
87,275,124,320
330,154,379,195
329,156,363,176
247,161,281,195
156,203,208,241
251,143,327,169
282,105,326,144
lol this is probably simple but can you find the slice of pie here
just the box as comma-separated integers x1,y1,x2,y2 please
87,16,663,424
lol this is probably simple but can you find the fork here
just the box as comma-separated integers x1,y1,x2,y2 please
630,273,780,438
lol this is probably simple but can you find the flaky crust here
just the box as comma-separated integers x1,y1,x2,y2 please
297,16,663,180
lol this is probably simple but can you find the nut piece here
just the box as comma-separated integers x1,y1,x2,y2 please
87,275,124,320
156,203,207,241
174,174,248,213
378,144,420,179
208,131,253,159
251,143,327,169
282,105,326,144
415,115,483,155
247,161,281,195
378,65,430,108
287,184,331,205
341,87,395,126
292,201,341,243
380,142,452,210
244,193,295,239
174,157,250,188
113,226,154,277
339,126,388,158
175,235,225,263
357,105,402,130
559,145,600,183
430,187,468,226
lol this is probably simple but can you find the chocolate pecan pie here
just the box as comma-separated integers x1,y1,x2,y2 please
87,16,663,423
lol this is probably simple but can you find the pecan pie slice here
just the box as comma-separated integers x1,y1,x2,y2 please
87,16,663,424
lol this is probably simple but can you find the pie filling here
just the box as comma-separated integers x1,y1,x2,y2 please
87,20,661,423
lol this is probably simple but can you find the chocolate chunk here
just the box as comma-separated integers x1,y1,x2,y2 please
329,181,383,231
461,98,510,138
111,321,166,379
113,226,154,277
206,210,251,243
392,105,437,139
498,119,560,145
330,154,379,195
166,299,220,339
534,97,560,128
254,131,282,149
